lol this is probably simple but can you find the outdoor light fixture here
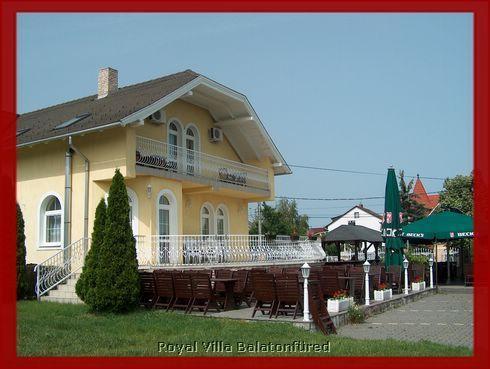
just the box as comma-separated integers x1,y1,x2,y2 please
301,263,311,279
301,263,311,322
429,256,434,289
363,260,371,306
403,256,409,295
146,184,152,199
363,260,371,274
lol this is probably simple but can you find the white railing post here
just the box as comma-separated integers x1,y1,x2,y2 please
35,265,40,301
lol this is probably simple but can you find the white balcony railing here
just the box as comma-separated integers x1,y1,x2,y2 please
136,136,270,192
135,235,325,268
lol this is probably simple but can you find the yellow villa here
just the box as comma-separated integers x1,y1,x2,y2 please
17,68,324,302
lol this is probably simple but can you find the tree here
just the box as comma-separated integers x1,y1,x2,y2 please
439,172,473,215
17,203,27,300
399,170,428,223
91,169,140,313
439,172,474,262
249,199,309,238
76,198,106,304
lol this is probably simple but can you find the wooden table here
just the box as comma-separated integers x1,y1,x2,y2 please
212,278,238,311
338,276,356,297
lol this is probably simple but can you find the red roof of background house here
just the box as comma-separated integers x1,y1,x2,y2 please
307,227,326,238
411,176,440,210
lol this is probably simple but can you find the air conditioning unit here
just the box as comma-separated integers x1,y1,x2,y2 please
209,127,223,142
148,109,166,124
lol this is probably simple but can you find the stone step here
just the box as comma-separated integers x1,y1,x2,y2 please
41,295,83,304
47,289,79,299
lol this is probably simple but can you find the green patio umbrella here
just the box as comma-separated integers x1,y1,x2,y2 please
401,210,473,284
401,210,473,241
382,168,405,268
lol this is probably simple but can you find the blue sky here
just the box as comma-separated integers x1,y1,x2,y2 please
17,13,473,227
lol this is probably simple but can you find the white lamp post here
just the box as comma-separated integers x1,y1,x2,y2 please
403,256,409,295
301,263,311,322
429,256,434,289
363,260,371,306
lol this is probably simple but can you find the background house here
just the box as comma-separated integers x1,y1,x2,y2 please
325,204,383,259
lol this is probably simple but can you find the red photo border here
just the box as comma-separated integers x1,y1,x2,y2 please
1,1,488,368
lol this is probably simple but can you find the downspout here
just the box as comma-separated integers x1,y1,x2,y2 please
64,147,73,249
68,136,90,252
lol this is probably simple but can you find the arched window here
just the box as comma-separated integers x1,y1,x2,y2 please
216,205,229,235
39,194,63,247
158,194,171,236
200,203,214,235
167,120,183,167
184,124,200,175
126,187,138,236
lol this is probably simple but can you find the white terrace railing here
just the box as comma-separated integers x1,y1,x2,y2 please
135,235,326,268
135,136,270,192
34,237,90,299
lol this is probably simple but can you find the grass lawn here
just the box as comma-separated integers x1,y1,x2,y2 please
17,301,471,357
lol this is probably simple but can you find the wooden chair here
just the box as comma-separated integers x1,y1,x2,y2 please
347,268,365,302
387,265,402,294
283,267,300,275
188,273,224,315
214,268,233,294
171,272,193,313
251,272,276,318
274,274,302,319
464,263,473,286
267,266,283,275
318,269,340,299
153,270,174,310
308,280,336,335
232,269,251,307
139,271,157,308
370,264,382,290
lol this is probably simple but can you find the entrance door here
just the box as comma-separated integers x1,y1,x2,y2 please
157,194,171,264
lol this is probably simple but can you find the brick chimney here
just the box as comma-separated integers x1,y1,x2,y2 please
97,67,118,98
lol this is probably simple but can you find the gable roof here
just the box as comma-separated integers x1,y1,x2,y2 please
324,224,383,243
411,176,440,210
17,69,291,175
325,204,382,229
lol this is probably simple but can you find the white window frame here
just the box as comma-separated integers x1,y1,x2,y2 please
200,202,215,235
167,118,183,147
38,192,64,249
156,189,178,236
215,204,229,235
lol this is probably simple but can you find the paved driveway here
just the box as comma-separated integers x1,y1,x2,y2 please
337,287,473,349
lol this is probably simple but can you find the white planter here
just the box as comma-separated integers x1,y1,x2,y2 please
374,289,392,301
411,281,426,291
327,297,353,313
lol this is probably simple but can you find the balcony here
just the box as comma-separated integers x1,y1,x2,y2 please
134,235,325,268
136,136,270,193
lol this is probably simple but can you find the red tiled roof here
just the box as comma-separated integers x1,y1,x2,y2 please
307,227,326,237
411,177,440,210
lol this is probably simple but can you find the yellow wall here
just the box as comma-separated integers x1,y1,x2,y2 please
17,128,128,263
16,100,277,265
135,99,242,162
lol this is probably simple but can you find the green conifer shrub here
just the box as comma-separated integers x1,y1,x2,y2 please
92,169,140,312
76,198,106,303
17,203,28,300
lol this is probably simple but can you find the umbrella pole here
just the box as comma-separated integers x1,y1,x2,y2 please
434,241,438,288
446,243,451,285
